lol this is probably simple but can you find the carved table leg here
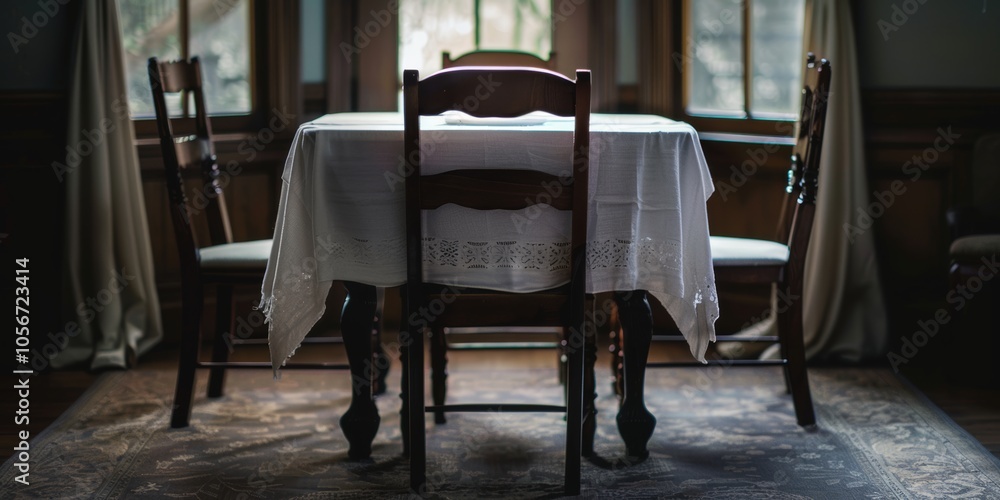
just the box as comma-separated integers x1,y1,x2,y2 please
613,290,656,461
339,281,381,459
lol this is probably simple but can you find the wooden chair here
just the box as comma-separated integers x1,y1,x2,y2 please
402,67,590,496
615,55,831,427
431,48,566,423
442,49,557,70
945,133,1000,385
148,57,355,429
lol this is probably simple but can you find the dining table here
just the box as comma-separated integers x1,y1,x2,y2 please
260,111,719,459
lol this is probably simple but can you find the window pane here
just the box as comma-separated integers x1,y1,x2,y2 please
751,0,805,116
119,0,182,118
479,0,551,56
190,0,252,115
400,0,476,75
301,0,326,84
688,0,744,115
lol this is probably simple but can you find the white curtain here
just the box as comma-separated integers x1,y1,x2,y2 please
734,0,888,362
56,0,162,370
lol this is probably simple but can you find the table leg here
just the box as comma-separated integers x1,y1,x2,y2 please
613,290,656,461
339,281,381,459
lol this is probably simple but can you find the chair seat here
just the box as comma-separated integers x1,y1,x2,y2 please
711,236,789,267
199,239,272,271
949,234,1000,260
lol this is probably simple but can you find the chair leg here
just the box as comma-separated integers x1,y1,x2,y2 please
207,285,233,399
400,337,410,458
778,288,815,426
407,318,427,494
564,315,584,495
430,327,448,424
171,287,203,428
580,314,598,457
776,317,794,396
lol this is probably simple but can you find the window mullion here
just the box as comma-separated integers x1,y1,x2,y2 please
742,0,752,119
474,0,481,49
180,0,190,118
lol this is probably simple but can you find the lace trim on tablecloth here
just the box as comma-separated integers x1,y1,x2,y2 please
425,238,571,271
423,237,684,274
314,234,399,266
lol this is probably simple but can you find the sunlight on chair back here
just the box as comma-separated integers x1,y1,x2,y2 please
442,50,558,71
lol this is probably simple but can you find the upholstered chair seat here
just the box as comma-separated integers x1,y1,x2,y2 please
710,236,790,267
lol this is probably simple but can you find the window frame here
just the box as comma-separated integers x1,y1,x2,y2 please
128,0,279,140
676,0,801,138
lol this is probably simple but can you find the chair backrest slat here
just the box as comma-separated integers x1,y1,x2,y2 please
442,50,557,71
155,60,200,93
419,170,573,211
417,67,577,118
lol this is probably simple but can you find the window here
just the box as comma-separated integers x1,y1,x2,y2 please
118,0,252,118
682,0,805,134
399,0,552,75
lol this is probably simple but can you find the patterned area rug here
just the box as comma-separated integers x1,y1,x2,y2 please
3,365,1000,499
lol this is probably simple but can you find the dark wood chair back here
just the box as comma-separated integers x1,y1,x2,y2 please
148,56,233,270
403,67,591,296
783,55,831,272
776,53,832,244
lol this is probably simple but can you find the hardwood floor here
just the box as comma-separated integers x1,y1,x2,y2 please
3,337,999,460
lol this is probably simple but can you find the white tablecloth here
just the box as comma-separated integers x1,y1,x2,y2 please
262,112,719,374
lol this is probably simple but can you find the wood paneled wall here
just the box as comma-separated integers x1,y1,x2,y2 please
0,93,69,348
861,89,1000,356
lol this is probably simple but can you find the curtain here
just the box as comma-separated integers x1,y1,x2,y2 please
55,0,162,370
798,0,888,361
731,0,888,362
